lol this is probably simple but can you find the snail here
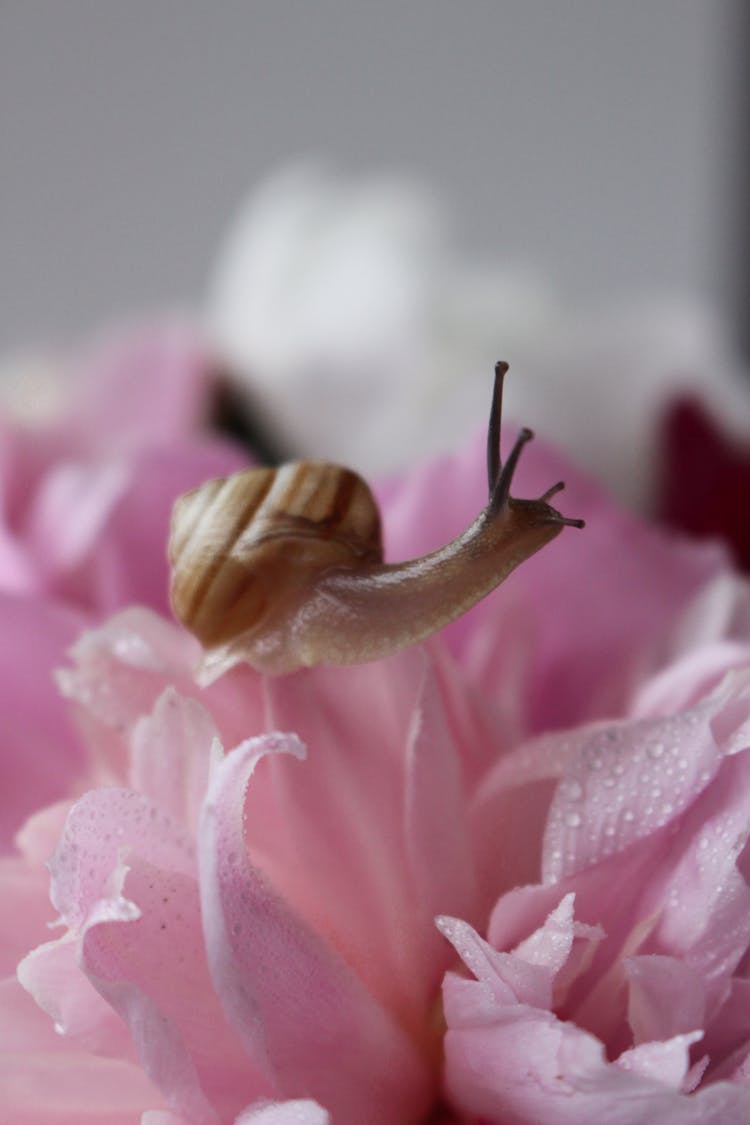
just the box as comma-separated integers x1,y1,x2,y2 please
169,362,583,680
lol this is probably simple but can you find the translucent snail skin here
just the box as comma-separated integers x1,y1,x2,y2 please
169,362,584,680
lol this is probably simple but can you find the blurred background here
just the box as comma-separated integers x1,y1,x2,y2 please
1,1,745,352
1,1,749,548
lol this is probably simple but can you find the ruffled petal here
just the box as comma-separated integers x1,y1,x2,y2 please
57,607,265,781
129,688,222,835
49,787,196,928
442,925,750,1124
80,853,266,1123
18,932,132,1055
199,732,434,1122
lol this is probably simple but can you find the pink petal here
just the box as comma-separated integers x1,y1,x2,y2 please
0,978,71,1054
0,529,39,594
666,573,750,656
541,702,722,883
15,801,76,866
141,1113,188,1125
625,956,705,1045
49,787,195,929
261,651,470,1034
439,895,602,1015
18,932,133,1056
402,659,477,991
68,439,246,616
0,857,56,974
129,688,222,835
701,979,750,1081
70,320,215,453
482,704,750,1051
0,1052,165,1124
633,640,750,720
442,964,750,1124
28,459,131,576
199,732,434,1121
58,608,265,782
0,594,88,850
57,608,200,735
615,1033,703,1090
437,914,551,1010
648,751,750,998
81,853,267,1123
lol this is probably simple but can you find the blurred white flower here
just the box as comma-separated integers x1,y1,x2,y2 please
507,297,750,509
207,165,750,509
0,351,66,427
206,164,550,475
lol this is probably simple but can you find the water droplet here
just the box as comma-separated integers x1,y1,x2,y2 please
565,811,582,828
603,775,617,789
647,741,665,759
623,810,635,823
563,780,584,801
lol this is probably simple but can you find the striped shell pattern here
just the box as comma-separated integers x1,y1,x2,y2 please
169,462,384,649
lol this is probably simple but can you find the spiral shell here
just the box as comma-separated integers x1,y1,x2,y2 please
169,461,383,650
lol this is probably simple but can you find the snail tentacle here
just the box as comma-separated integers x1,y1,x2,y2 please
486,359,509,496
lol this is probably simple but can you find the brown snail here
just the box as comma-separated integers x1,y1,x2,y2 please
169,363,583,680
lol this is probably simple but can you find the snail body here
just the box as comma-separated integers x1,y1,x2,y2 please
169,363,583,680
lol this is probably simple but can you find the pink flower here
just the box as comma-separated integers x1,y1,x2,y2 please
0,322,243,848
7,420,750,1123
0,319,238,612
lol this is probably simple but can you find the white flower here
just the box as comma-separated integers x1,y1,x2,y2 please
207,164,750,508
206,164,550,475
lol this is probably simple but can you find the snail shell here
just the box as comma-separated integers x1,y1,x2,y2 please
170,461,383,650
169,363,583,680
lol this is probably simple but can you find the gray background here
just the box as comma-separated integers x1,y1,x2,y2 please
0,2,742,354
